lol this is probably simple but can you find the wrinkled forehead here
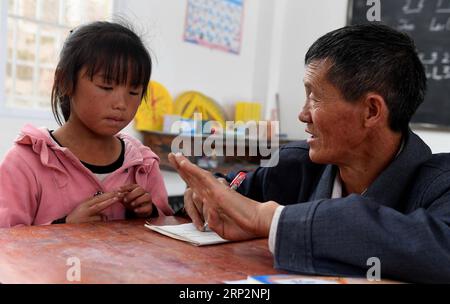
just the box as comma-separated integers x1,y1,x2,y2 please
303,59,333,85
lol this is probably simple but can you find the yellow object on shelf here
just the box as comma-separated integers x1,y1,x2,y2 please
173,91,226,128
134,81,174,132
235,102,262,122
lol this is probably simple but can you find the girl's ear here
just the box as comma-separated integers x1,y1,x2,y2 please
363,93,388,128
53,67,75,123
54,68,76,98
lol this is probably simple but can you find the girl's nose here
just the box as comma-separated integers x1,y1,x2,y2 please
112,89,128,110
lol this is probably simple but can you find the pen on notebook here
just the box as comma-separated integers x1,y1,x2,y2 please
203,172,247,232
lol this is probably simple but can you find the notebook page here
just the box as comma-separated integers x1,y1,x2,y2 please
145,223,229,246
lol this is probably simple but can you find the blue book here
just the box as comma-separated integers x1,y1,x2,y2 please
246,274,345,284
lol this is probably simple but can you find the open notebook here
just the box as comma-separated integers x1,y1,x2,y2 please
144,222,230,246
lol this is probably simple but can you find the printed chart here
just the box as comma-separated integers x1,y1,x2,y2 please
184,0,244,54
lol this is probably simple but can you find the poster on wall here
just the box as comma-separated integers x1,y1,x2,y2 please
183,0,245,55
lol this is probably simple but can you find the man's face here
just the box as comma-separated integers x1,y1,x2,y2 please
299,60,367,165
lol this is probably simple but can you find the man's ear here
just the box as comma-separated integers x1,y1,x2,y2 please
363,93,387,128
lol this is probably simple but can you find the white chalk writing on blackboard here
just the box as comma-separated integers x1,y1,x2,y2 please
436,0,450,13
420,52,439,65
420,51,450,80
398,18,416,31
395,0,450,32
403,0,425,14
429,17,450,31
443,52,450,64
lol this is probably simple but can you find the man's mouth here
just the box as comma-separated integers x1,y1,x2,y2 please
305,129,316,138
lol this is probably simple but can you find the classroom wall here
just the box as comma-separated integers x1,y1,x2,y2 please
0,0,267,161
1,0,450,162
116,0,264,119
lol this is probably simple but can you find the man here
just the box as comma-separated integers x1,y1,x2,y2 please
168,24,450,283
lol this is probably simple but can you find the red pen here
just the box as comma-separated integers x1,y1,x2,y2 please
229,172,247,190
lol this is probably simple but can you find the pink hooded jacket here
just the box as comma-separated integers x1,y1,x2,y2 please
0,124,173,228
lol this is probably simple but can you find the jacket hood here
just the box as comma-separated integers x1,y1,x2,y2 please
15,124,160,168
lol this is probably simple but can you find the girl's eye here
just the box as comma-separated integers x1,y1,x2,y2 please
129,91,140,96
99,86,113,91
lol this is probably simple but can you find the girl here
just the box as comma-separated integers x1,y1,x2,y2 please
0,21,173,227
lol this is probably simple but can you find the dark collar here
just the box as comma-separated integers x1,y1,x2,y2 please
309,130,432,208
309,165,337,201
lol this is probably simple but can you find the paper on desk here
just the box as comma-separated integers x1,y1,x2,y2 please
144,223,229,246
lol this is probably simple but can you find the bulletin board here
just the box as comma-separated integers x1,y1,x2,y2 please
183,0,245,55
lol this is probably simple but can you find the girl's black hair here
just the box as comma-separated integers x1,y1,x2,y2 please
51,21,152,125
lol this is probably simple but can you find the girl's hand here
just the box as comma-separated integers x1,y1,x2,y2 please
66,192,119,224
118,184,154,217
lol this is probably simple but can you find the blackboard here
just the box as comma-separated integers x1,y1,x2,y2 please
348,0,450,128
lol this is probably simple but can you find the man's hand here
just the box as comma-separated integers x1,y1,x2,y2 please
183,178,228,231
118,184,154,217
205,202,279,241
169,153,279,240
66,192,119,224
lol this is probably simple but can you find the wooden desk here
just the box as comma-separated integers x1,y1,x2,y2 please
0,217,397,284
0,217,283,283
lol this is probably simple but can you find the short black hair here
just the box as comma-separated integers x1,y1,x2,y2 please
51,21,152,125
305,23,427,133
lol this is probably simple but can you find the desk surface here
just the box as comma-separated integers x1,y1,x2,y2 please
0,217,282,283
0,217,396,284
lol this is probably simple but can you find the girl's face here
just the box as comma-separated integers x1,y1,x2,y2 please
69,67,144,136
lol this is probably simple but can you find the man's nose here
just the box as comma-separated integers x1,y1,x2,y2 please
298,101,311,123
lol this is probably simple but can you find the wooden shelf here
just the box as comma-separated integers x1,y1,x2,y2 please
142,131,289,174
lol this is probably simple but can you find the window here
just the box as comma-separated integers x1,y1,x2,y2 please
0,0,114,117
